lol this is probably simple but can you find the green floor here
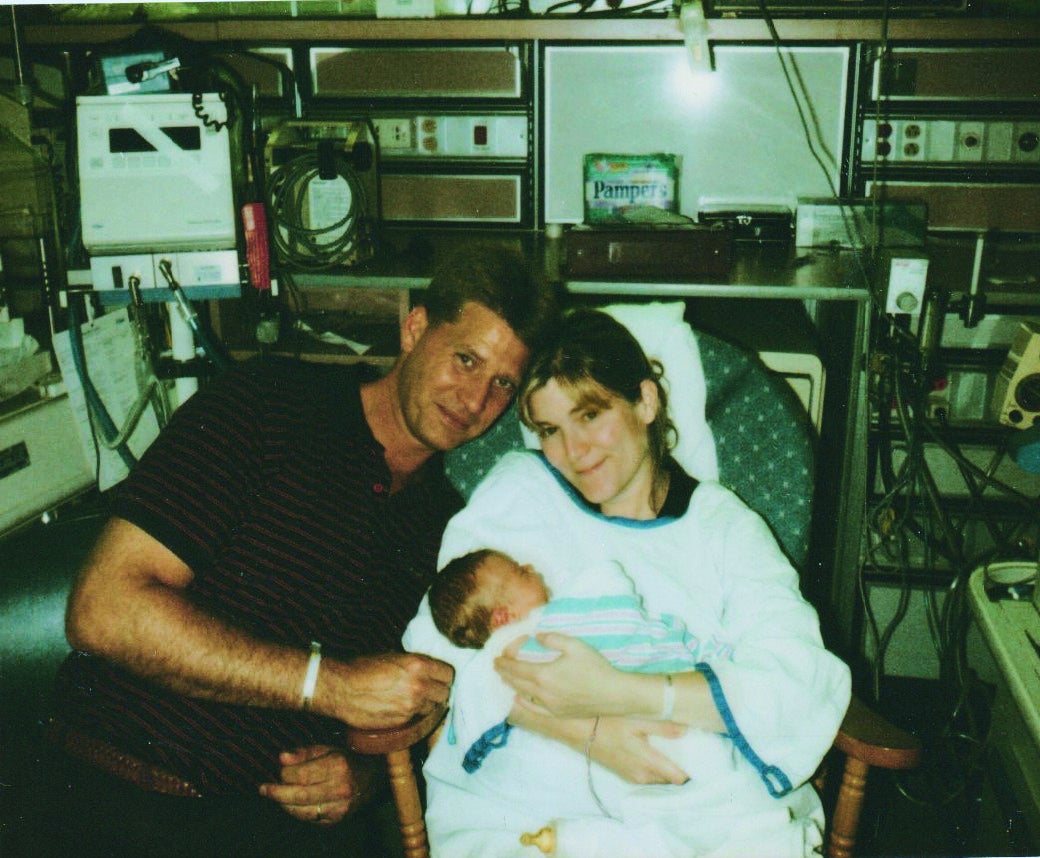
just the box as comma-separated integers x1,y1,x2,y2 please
0,493,109,852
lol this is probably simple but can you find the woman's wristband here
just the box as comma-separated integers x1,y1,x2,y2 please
660,673,676,721
300,641,322,711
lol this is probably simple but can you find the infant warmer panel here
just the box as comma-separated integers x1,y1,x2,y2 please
543,45,851,224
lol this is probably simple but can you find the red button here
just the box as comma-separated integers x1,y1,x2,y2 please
373,483,386,494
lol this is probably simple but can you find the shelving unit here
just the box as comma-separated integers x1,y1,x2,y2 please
5,2,1039,657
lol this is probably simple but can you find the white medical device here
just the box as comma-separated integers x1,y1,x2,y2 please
77,93,237,254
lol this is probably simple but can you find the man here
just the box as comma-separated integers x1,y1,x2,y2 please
29,246,558,857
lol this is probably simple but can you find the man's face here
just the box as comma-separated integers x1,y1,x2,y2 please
396,301,529,452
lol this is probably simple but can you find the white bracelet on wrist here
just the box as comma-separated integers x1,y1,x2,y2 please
301,641,322,711
660,673,676,721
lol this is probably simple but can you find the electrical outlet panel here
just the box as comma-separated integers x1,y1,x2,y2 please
862,118,1040,165
372,114,528,159
372,118,416,150
883,255,929,316
89,254,159,291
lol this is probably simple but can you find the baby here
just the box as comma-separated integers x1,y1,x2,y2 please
429,548,714,674
427,549,749,856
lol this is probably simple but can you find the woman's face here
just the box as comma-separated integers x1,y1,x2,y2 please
528,377,659,519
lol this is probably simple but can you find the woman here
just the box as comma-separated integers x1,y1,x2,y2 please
404,308,850,858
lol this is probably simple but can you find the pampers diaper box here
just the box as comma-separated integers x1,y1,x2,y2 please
583,154,679,223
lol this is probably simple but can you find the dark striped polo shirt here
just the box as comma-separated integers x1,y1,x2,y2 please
54,358,463,794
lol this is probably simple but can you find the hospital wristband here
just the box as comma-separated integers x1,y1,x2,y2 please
660,673,676,721
300,641,322,711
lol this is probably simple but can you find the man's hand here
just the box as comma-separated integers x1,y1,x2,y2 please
259,745,381,825
323,652,453,729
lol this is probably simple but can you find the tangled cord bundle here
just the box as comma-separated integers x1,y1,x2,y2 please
266,151,370,270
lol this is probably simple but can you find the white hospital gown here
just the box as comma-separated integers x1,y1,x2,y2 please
403,451,851,858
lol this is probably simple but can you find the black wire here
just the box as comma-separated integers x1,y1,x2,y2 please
866,315,1037,809
266,151,371,271
754,0,906,339
191,89,232,132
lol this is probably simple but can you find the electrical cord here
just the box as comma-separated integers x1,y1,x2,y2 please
191,89,232,132
864,317,1039,813
266,150,371,271
754,0,908,337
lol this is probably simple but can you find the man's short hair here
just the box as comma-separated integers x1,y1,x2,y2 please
422,244,558,352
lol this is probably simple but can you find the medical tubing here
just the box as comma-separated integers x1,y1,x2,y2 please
584,716,613,818
158,259,231,372
67,300,137,470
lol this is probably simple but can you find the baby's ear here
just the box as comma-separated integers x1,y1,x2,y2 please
490,605,511,629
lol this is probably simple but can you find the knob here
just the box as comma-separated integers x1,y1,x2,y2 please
896,291,920,313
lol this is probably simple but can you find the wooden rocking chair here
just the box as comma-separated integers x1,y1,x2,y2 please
346,694,919,858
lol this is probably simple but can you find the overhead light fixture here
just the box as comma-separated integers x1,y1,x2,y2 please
679,0,714,72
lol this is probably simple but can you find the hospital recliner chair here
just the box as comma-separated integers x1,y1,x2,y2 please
347,307,920,858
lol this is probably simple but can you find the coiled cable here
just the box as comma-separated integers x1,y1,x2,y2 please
266,150,370,271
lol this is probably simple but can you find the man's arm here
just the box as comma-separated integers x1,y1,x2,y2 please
67,517,453,728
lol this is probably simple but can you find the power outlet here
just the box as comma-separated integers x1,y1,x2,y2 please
884,255,929,316
373,118,415,150
863,118,1040,164
376,114,528,158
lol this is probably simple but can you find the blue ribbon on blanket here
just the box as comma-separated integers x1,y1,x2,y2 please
696,661,793,797
462,721,514,773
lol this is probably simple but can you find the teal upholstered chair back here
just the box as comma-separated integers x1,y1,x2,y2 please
445,327,815,568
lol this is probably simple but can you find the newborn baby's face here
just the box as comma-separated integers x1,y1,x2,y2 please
480,554,551,624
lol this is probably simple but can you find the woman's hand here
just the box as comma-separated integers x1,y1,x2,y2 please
259,745,381,825
509,707,690,786
590,717,691,785
495,632,633,719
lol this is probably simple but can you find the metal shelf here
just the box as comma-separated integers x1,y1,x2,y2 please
13,15,1040,46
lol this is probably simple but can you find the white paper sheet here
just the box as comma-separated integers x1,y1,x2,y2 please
52,308,161,491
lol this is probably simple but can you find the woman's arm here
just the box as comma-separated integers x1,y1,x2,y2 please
496,632,725,732
507,706,691,786
685,486,851,787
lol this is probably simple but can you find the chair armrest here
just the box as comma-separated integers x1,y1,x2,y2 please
833,695,922,771
345,704,449,756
